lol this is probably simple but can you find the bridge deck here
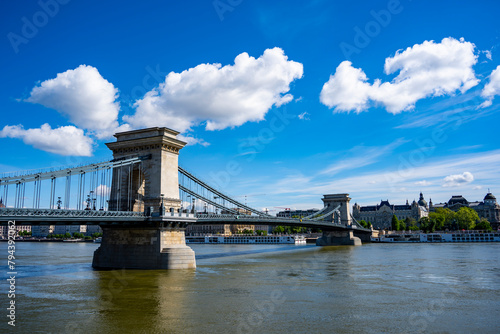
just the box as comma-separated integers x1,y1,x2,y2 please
0,208,371,233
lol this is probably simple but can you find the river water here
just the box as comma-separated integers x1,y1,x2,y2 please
1,242,499,333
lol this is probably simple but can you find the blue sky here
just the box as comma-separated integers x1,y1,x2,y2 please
1,0,500,212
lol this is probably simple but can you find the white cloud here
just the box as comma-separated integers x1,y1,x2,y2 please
94,184,111,197
415,180,432,186
178,134,210,147
320,37,479,113
298,111,310,120
442,172,474,187
480,65,500,108
320,60,372,112
25,65,120,138
124,47,303,132
0,124,93,156
483,50,492,60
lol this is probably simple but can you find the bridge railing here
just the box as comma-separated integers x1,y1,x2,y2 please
195,213,314,222
0,207,146,218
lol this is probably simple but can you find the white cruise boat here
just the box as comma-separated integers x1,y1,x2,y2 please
186,235,307,245
372,231,500,243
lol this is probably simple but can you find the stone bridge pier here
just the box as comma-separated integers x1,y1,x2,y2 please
92,222,196,270
92,127,196,270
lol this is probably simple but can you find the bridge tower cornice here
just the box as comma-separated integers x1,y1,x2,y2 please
106,127,187,156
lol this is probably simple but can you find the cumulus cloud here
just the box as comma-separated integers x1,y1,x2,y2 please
442,172,474,187
124,47,303,132
480,65,500,107
0,124,93,156
25,65,120,138
94,184,111,197
320,37,479,113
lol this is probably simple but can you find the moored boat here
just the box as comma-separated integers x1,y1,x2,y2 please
371,231,500,243
186,235,307,244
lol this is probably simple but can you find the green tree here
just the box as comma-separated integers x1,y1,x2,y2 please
255,230,268,236
391,215,399,231
408,224,419,231
429,212,445,230
455,207,479,230
474,218,492,231
273,226,285,234
359,220,372,228
405,217,418,231
418,217,431,233
398,220,406,231
434,208,456,229
64,232,72,239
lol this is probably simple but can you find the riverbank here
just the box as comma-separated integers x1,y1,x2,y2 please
0,238,96,242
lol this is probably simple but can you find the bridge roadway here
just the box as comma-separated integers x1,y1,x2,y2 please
0,208,371,233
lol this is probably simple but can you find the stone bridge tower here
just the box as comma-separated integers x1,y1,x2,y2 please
93,127,196,270
321,194,352,226
106,127,186,214
316,193,362,246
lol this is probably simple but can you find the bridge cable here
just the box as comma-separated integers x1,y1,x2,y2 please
127,164,132,211
350,213,370,231
179,185,240,215
32,178,37,209
2,185,8,207
178,166,271,217
19,181,25,208
310,205,340,221
301,205,331,219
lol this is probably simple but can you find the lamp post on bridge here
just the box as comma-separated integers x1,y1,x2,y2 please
186,195,191,214
214,196,219,214
160,193,165,216
85,194,91,210
90,190,96,210
56,197,62,210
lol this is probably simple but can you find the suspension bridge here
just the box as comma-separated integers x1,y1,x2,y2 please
0,127,371,269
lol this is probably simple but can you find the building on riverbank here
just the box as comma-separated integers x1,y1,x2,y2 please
431,192,500,230
0,224,32,238
352,193,429,230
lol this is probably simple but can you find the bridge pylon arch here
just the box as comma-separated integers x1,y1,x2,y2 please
106,127,186,214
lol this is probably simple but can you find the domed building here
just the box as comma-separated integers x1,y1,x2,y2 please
352,193,429,230
472,193,500,229
431,192,500,230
